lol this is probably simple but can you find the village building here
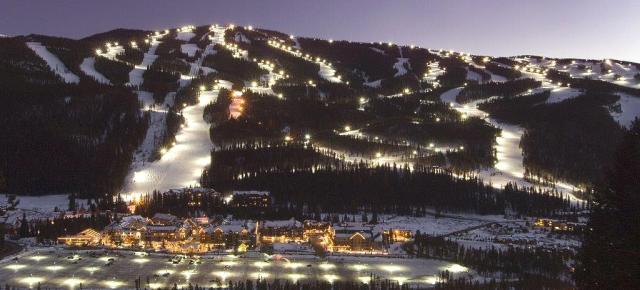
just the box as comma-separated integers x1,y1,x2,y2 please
230,191,272,208
534,218,585,233
207,220,255,251
102,215,148,247
58,211,400,255
57,228,102,247
332,224,375,252
258,218,304,244
303,220,334,249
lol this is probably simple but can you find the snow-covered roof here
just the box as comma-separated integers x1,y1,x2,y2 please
335,231,371,239
334,223,373,233
262,218,301,229
152,213,178,224
111,215,149,230
210,219,256,233
147,225,178,232
232,190,270,196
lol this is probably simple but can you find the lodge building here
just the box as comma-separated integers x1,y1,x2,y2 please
59,214,413,255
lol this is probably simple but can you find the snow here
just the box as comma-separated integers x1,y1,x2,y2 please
136,90,156,110
79,57,110,84
364,79,382,88
262,30,341,83
122,35,224,201
422,62,445,86
373,215,485,237
0,249,469,287
96,45,124,60
370,47,386,55
131,109,166,162
262,218,301,228
128,39,160,87
440,87,583,201
0,194,90,226
26,42,80,84
466,68,482,82
318,62,341,83
200,66,217,75
234,32,251,44
611,93,640,127
176,31,195,42
476,64,507,82
180,43,199,57
122,85,230,201
393,58,409,77
7,195,87,213
546,87,582,104
450,221,581,250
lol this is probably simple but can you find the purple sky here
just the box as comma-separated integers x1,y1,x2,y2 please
2,0,639,62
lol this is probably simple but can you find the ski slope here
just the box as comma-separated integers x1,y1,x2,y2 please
393,58,409,77
80,57,110,84
26,42,80,84
122,84,230,201
611,93,640,127
440,87,582,201
127,33,165,87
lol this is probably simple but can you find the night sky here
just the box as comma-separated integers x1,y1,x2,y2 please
2,0,638,62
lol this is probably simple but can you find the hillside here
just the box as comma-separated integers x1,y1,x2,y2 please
1,23,639,207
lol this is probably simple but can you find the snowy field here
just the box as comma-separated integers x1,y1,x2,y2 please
0,249,471,288
0,194,89,225
449,222,581,250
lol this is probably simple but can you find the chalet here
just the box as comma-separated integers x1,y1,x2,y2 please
303,220,334,248
332,224,374,252
102,215,148,246
207,220,255,250
230,191,271,208
57,228,102,247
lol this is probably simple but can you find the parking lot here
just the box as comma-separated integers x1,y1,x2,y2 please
0,248,471,288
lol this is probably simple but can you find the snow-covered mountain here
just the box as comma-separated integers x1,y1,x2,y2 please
1,23,639,202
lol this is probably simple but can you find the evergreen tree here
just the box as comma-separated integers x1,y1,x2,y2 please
371,210,378,224
19,212,29,237
575,119,640,289
68,193,76,212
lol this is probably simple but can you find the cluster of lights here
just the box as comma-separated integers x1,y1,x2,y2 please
229,90,245,119
177,25,195,33
267,38,340,83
